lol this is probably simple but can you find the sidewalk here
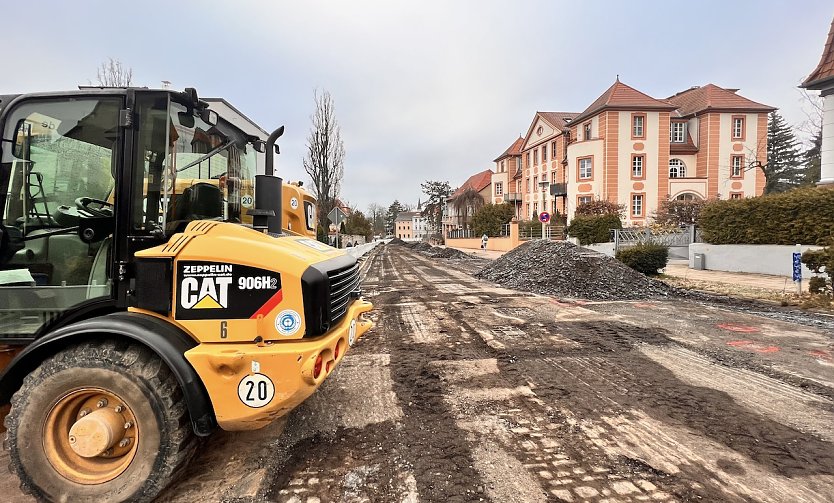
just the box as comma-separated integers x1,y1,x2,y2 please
663,260,808,293
444,246,506,261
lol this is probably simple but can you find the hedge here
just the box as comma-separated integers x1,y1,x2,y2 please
616,243,669,275
567,214,622,245
699,188,834,245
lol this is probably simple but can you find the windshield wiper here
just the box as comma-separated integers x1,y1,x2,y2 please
176,140,234,173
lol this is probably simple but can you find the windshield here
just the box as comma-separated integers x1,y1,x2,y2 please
133,95,257,235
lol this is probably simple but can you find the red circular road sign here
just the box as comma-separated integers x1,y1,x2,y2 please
539,212,551,223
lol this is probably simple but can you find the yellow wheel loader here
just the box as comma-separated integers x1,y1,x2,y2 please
0,87,372,502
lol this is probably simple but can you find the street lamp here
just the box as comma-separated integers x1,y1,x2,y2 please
539,180,549,240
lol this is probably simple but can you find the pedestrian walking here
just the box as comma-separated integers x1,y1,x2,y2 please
481,233,488,250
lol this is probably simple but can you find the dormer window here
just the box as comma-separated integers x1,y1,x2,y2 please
670,122,686,143
583,122,592,140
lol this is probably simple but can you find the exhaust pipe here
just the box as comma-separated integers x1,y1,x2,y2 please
252,126,285,234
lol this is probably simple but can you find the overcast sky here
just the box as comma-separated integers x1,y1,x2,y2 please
3,1,832,211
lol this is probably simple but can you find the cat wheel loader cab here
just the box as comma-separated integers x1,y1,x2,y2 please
0,88,372,503
282,181,318,238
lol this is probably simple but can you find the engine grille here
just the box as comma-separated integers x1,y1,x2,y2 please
327,262,361,324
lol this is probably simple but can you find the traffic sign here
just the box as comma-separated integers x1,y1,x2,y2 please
539,211,551,223
792,252,802,282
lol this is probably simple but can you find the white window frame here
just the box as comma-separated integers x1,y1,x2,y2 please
584,123,592,140
669,159,686,178
671,122,685,143
732,155,743,177
542,145,547,162
632,194,644,217
732,117,744,139
495,182,503,196
632,115,644,138
578,195,592,206
579,158,592,179
632,155,644,178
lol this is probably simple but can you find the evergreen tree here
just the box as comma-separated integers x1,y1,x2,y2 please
800,128,822,186
764,111,803,193
421,180,452,240
385,200,403,235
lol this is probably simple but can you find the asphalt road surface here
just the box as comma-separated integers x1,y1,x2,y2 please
2,244,833,502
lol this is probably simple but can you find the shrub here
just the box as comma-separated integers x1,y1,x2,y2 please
472,203,515,237
802,243,833,295
567,214,622,245
699,188,834,245
575,200,624,216
616,243,669,275
654,198,707,227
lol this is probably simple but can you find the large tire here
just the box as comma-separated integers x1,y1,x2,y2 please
4,340,198,502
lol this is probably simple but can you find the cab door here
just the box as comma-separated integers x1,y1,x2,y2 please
0,96,123,340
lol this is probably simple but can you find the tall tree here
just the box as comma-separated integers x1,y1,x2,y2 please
303,90,345,231
800,128,822,186
764,111,803,193
385,200,403,235
96,58,133,87
453,187,485,231
344,210,373,241
367,203,386,235
421,180,451,239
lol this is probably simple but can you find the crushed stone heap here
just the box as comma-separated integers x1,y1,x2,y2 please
475,240,672,300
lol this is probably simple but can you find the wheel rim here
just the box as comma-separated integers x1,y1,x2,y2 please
42,388,139,484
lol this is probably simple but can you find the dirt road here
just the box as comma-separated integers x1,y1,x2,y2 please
3,244,833,502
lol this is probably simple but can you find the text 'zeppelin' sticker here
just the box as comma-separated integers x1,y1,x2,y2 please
238,373,275,408
275,309,301,336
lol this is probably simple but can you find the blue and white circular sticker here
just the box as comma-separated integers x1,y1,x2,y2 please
275,309,301,336
290,197,299,209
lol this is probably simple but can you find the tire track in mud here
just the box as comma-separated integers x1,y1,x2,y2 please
258,245,834,503
399,247,834,502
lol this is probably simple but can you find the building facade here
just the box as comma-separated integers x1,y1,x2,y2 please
496,80,773,226
492,137,523,218
443,169,493,236
802,16,834,187
395,212,414,239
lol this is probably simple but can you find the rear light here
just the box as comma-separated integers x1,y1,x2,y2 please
334,341,341,360
313,354,323,378
326,361,333,373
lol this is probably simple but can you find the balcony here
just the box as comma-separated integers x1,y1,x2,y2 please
549,183,567,196
504,192,522,202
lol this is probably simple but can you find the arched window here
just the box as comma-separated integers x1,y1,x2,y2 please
669,159,686,178
675,193,701,201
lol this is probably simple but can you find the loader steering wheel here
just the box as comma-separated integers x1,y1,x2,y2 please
75,197,114,218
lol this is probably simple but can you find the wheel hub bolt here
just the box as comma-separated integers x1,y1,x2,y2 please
69,435,76,444
114,405,123,413
96,398,108,408
118,438,130,448
78,409,90,418
124,421,133,430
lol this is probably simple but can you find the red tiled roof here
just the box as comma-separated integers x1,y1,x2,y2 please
571,80,675,124
666,84,775,117
494,136,524,162
538,111,578,130
803,16,834,89
449,169,493,200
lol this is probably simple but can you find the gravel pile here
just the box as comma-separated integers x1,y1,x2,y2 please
388,238,407,246
411,242,434,252
475,240,672,300
429,247,473,260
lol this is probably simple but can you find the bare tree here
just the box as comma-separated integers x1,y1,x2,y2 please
303,90,345,230
96,58,134,87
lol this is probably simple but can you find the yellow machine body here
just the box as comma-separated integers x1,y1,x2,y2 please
131,221,372,430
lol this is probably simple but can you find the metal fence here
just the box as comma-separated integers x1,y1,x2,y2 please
612,225,699,251
447,229,476,239
520,226,560,240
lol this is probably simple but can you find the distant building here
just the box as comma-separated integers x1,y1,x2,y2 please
492,137,524,218
801,16,834,188
497,80,774,226
395,211,417,239
443,169,492,236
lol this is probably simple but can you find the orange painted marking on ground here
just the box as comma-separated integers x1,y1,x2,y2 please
717,323,760,333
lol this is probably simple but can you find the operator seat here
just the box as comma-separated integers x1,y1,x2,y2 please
168,183,223,231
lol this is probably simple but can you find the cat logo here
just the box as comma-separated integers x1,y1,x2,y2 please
180,263,233,310
180,276,233,309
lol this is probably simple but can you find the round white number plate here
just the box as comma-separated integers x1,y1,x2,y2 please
237,373,275,408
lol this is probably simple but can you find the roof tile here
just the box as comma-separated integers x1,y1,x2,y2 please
571,80,675,124
802,16,834,89
450,169,493,199
666,84,775,116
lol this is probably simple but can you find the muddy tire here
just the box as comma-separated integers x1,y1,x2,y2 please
4,340,198,502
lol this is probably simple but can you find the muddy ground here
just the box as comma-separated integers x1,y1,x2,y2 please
2,244,833,502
